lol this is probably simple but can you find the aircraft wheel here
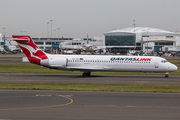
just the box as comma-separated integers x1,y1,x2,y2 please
165,74,169,78
165,72,169,78
82,72,91,77
83,73,86,77
87,72,91,76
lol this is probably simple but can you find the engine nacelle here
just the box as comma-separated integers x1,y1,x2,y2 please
49,57,68,68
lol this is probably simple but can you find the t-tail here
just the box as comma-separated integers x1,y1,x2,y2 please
12,35,48,65
3,35,6,46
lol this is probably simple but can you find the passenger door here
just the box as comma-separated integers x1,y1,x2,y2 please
155,61,159,68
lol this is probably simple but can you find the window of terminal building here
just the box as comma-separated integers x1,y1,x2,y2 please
155,42,173,45
145,47,152,49
35,42,43,45
143,36,149,37
46,47,51,49
105,35,135,46
136,43,141,46
135,47,141,50
46,42,52,45
166,36,173,38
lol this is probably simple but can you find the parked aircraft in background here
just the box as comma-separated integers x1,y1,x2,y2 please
60,43,86,51
3,35,21,54
0,46,4,53
13,35,178,77
59,37,103,53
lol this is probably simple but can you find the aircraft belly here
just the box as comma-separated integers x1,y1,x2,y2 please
53,60,176,73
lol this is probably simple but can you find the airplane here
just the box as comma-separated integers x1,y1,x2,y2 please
60,43,86,51
60,42,105,54
60,37,102,53
0,46,4,53
12,35,178,77
3,35,21,54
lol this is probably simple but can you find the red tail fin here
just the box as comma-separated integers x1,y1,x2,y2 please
12,35,48,65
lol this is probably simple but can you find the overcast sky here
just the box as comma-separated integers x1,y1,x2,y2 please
0,0,180,38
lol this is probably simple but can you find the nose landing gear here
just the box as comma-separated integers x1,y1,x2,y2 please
82,71,91,77
165,72,169,78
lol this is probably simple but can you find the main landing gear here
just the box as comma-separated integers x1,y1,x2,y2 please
82,71,91,77
165,72,169,78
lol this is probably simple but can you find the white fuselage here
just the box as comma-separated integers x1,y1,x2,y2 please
40,55,178,73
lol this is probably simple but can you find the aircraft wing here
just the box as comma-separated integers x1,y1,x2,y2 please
66,66,109,71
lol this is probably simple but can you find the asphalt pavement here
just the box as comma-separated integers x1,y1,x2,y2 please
0,90,180,120
0,73,179,84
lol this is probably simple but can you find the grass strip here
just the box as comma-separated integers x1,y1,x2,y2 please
1,83,180,93
0,57,22,61
167,59,180,63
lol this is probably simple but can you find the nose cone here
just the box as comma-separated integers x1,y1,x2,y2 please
171,64,178,72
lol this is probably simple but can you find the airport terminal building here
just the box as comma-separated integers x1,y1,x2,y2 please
103,27,180,54
1,27,180,55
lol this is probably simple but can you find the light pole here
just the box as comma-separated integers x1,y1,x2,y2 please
50,20,53,54
146,30,149,53
47,22,49,40
132,20,136,50
50,20,53,40
57,28,60,40
53,29,56,38
133,20,136,33
2,27,6,35
2,27,6,46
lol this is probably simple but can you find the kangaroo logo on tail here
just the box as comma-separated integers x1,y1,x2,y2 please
12,35,48,65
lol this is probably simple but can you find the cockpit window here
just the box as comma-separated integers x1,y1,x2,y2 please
161,60,168,63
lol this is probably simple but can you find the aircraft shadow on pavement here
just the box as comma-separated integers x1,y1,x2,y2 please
26,74,173,79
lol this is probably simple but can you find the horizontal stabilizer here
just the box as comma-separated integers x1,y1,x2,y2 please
13,37,30,42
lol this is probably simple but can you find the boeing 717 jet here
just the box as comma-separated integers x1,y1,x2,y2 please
12,35,178,77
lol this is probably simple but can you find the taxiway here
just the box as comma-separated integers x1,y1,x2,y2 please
0,73,180,84
0,90,180,120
